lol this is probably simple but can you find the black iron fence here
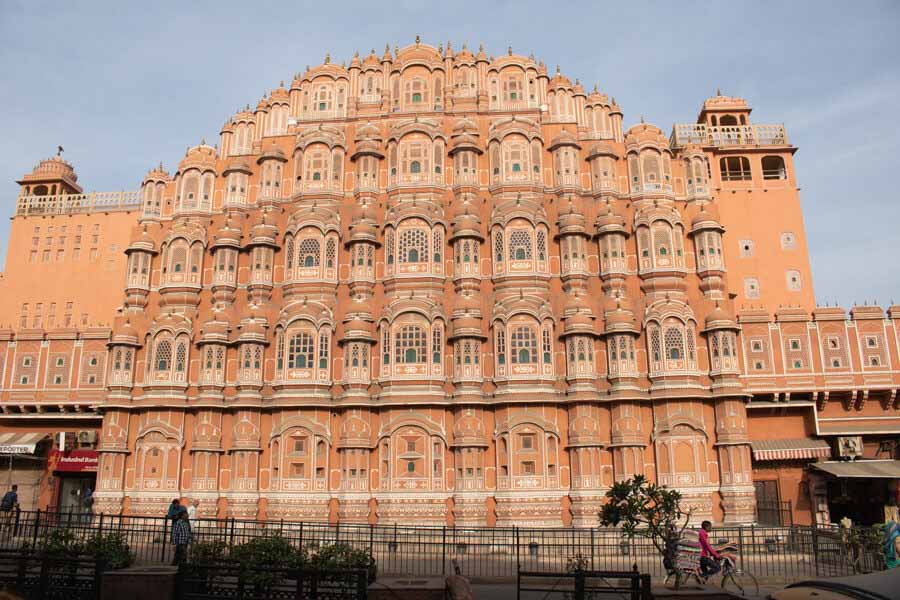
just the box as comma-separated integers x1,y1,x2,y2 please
0,549,103,600
518,567,652,600
0,510,886,582
175,562,368,600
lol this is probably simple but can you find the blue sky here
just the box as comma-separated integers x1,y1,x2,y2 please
1,0,898,307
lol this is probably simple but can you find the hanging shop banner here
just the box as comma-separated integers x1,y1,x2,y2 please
49,450,98,473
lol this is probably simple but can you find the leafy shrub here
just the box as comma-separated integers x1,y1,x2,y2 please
307,543,377,583
84,533,134,570
229,536,306,590
26,528,133,570
189,539,228,564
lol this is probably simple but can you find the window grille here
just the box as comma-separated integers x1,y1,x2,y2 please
399,229,428,263
396,325,426,364
288,333,314,369
318,332,329,369
508,230,533,260
298,238,321,268
155,340,172,372
511,326,537,364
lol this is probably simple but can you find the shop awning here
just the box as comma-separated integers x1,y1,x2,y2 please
810,460,900,479
0,432,48,455
751,438,832,461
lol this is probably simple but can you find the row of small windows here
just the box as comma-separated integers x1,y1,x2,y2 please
719,156,787,181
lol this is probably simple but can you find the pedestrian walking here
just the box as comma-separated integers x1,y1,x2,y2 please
171,511,192,566
1,485,18,534
81,488,93,525
187,499,200,540
166,498,186,522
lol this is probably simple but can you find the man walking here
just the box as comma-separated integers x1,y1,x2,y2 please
0,485,17,534
171,511,192,566
166,498,186,522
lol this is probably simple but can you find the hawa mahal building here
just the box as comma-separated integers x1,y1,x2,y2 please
1,40,898,528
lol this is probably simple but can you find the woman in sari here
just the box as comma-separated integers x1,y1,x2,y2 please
884,520,900,569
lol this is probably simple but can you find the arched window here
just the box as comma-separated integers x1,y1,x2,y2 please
288,332,314,369
175,341,187,373
495,324,506,366
298,238,321,268
399,228,428,263
410,161,421,174
510,326,537,364
761,156,787,180
155,340,171,372
508,230,533,260
396,325,426,364
720,156,751,181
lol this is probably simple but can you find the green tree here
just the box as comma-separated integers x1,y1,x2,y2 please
598,475,691,559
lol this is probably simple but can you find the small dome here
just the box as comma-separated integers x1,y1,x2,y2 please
556,199,586,235
342,315,375,342
249,214,278,247
29,155,77,181
548,68,573,89
452,117,478,135
142,164,170,184
255,96,269,111
573,80,586,96
348,205,379,244
256,146,287,164
270,83,290,103
237,316,268,342
126,225,158,254
450,133,482,155
604,302,639,334
594,205,627,235
109,319,141,347
691,204,722,231
548,129,581,151
704,305,738,331
177,144,217,174
586,142,619,160
355,121,381,141
624,122,670,150
562,293,595,336
212,219,242,248
450,201,483,240
222,158,252,175
198,315,232,344
362,49,381,68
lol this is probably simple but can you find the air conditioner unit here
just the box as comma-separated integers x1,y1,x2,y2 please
77,430,98,445
837,436,863,459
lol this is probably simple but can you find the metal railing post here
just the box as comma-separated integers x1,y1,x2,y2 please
515,526,520,572
812,521,820,577
162,517,169,564
738,525,744,569
590,528,595,571
441,526,447,576
574,569,585,600
98,513,104,538
32,509,40,549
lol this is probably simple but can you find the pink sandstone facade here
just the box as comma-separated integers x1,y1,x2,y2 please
1,40,898,526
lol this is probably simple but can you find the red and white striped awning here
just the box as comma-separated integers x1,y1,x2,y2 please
0,432,49,455
751,438,831,461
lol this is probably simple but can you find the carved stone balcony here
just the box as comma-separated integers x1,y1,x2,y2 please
670,124,788,147
16,191,140,216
